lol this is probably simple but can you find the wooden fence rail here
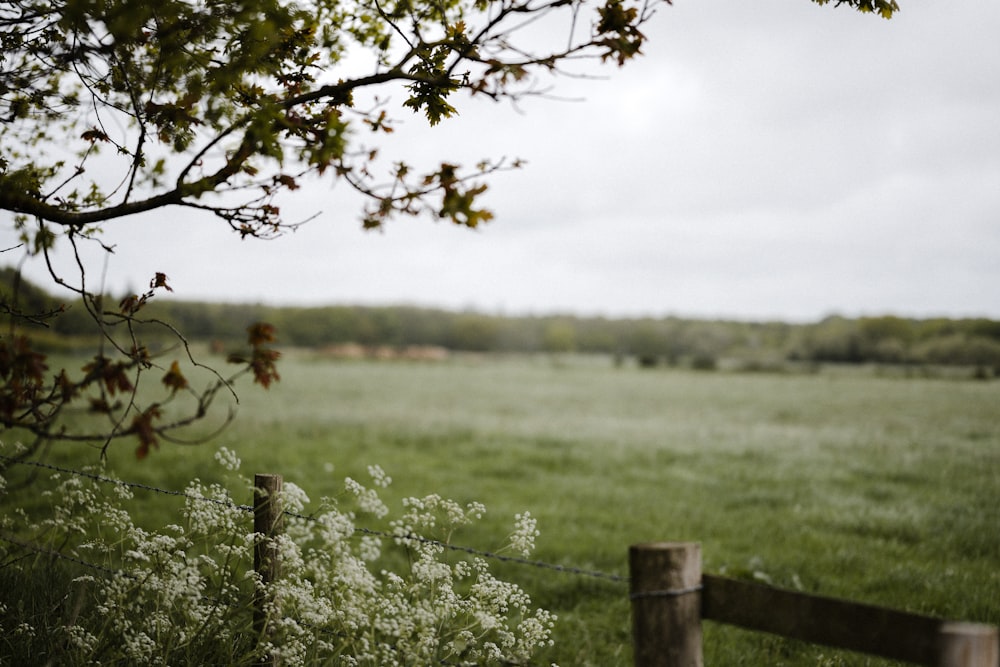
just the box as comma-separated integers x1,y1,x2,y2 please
630,542,999,667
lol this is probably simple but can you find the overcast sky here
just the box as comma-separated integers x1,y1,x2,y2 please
5,0,1000,322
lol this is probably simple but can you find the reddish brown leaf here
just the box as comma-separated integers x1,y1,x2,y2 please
131,404,163,459
82,356,134,395
250,348,281,388
247,322,277,346
119,293,144,315
161,360,188,393
88,397,113,414
81,127,110,143
151,272,173,292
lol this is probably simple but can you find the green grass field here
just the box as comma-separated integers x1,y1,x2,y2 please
6,353,1000,665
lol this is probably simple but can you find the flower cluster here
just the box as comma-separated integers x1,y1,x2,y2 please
0,444,557,666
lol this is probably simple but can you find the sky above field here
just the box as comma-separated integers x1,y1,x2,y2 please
5,0,1000,321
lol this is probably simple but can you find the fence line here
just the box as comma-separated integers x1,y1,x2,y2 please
0,453,255,511
0,453,627,584
629,542,1000,667
5,457,1000,665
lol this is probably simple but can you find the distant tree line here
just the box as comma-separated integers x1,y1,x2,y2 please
5,269,1000,374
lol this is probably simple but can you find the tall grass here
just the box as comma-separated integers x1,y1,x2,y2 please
5,352,999,665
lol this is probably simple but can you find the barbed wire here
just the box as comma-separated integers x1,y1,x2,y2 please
0,453,254,512
0,530,126,580
0,453,628,585
353,522,628,583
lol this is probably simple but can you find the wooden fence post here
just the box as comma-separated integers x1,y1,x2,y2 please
253,473,283,667
936,622,999,667
630,542,703,667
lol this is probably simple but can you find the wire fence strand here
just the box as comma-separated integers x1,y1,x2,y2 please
0,453,254,512
0,453,628,585
0,531,126,580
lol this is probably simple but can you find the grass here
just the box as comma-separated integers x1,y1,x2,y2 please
4,352,1000,665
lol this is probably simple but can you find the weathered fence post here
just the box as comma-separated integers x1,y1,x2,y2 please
630,542,703,667
936,622,999,667
253,473,283,667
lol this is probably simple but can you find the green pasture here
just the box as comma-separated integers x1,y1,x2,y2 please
6,352,1000,665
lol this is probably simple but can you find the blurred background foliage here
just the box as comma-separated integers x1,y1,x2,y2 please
5,267,999,376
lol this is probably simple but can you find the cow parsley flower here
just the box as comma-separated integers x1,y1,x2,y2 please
510,511,540,557
2,446,557,665
344,476,388,518
367,464,392,488
213,446,241,472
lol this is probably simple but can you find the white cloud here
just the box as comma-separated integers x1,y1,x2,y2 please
4,0,999,321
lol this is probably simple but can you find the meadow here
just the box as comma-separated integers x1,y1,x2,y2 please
5,352,1000,665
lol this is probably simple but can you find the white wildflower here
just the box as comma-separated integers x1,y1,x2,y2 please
7,452,557,665
367,464,392,488
466,501,486,520
214,446,242,472
123,549,149,562
62,624,98,653
344,477,388,517
281,481,310,514
359,535,382,562
510,511,540,557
